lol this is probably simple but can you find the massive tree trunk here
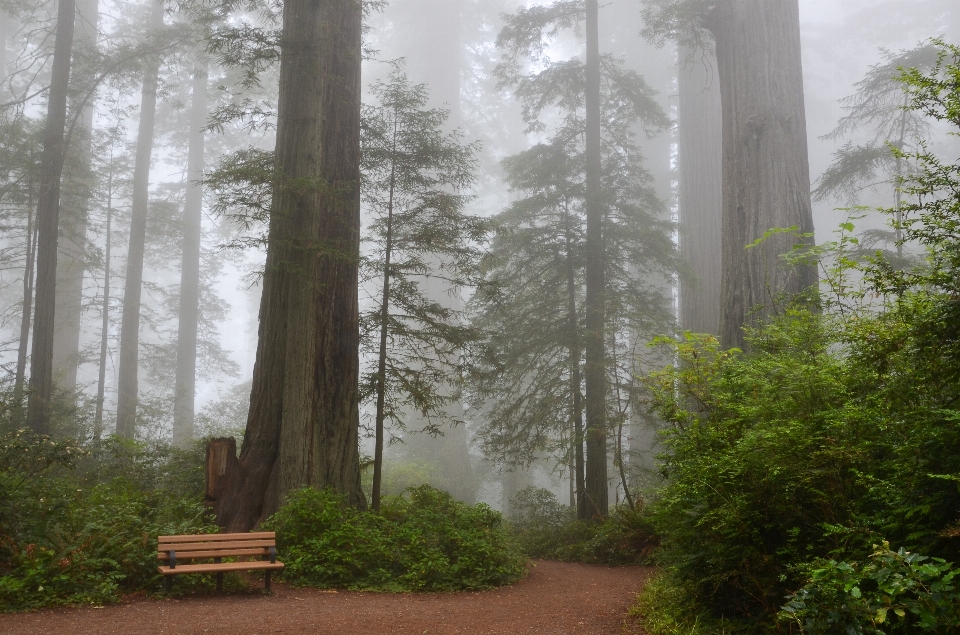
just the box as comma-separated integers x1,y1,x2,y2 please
706,0,816,350
115,0,163,439
208,0,365,531
173,59,208,447
582,0,608,520
51,0,99,401
26,0,76,434
678,43,723,336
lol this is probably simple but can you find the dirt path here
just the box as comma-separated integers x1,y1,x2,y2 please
0,561,651,635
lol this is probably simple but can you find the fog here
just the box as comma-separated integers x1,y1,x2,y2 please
0,0,954,512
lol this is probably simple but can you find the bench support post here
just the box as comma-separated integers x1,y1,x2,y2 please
265,569,272,593
164,575,173,593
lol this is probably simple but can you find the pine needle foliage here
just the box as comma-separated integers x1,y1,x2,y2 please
359,68,492,508
470,4,677,473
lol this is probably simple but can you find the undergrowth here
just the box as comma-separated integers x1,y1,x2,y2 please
264,484,527,592
0,431,219,611
507,486,659,565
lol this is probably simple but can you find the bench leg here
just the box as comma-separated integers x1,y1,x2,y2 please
264,570,272,593
165,575,172,593
216,572,223,593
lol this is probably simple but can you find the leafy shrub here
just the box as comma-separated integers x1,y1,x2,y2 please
645,307,960,630
0,430,216,611
781,542,960,634
507,486,659,565
629,573,733,635
507,486,574,557
265,484,526,591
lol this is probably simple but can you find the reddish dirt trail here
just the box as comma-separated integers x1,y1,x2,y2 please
0,561,652,635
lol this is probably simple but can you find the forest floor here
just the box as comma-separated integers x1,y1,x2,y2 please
0,561,653,635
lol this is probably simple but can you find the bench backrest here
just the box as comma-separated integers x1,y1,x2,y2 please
157,532,277,562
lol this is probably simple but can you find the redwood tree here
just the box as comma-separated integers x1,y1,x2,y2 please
678,43,722,336
208,0,365,531
52,0,99,400
643,0,817,349
583,0,607,519
26,0,76,434
710,0,816,349
115,0,164,438
173,58,208,447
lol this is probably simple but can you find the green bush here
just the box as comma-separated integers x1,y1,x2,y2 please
629,573,733,635
0,430,216,611
264,484,527,591
507,486,659,565
781,542,960,634
644,304,960,630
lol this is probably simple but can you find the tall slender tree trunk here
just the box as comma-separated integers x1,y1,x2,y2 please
93,169,113,442
372,120,398,512
26,0,76,435
563,207,586,517
15,189,37,413
51,0,98,401
706,0,816,350
173,59,208,447
582,0,607,520
678,43,723,336
115,0,163,438
207,0,365,531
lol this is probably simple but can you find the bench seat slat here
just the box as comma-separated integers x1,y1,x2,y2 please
157,532,275,543
158,539,276,552
158,561,284,575
157,547,270,561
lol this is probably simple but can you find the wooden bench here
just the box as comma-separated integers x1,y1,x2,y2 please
157,532,284,592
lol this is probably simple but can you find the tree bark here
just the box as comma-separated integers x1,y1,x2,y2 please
115,0,164,439
51,0,98,401
173,59,208,447
208,0,366,531
582,0,608,520
678,43,723,336
706,0,816,350
26,0,76,434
